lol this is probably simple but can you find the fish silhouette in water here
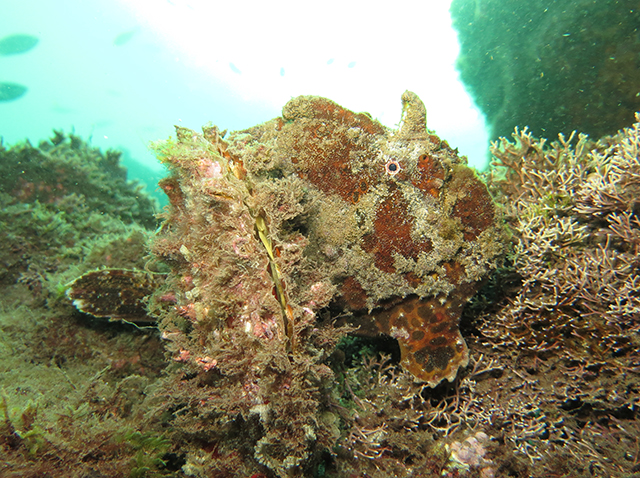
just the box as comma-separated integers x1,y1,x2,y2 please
0,34,39,56
113,28,139,46
0,34,38,102
0,82,27,102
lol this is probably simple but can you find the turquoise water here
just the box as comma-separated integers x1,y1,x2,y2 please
0,0,487,201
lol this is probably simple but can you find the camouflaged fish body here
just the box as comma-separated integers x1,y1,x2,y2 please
70,92,507,386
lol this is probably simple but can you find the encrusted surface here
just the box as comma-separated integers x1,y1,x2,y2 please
153,91,506,387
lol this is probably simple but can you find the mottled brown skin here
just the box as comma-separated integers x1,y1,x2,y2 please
248,92,503,385
361,187,423,273
371,290,474,384
450,165,497,241
280,96,384,204
64,91,506,392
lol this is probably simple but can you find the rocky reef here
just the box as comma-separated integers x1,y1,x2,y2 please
149,91,506,476
0,131,170,477
450,0,640,143
0,130,157,229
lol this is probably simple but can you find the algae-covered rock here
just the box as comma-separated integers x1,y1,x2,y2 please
0,130,157,229
0,132,169,477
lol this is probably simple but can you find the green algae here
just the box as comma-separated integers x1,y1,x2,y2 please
0,131,171,477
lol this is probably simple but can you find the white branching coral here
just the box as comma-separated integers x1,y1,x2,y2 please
458,115,640,473
487,114,640,355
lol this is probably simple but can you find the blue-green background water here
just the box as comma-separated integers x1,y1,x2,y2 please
1,0,487,202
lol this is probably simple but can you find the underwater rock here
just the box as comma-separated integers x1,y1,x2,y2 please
451,0,640,141
152,91,506,387
0,130,158,228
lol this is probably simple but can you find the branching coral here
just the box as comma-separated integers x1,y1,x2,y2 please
328,351,507,477
486,118,640,357
459,114,640,476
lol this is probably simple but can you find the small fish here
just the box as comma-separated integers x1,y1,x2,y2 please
113,28,139,46
66,269,166,322
0,34,39,56
0,82,27,102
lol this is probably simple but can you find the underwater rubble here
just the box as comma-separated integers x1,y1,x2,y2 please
2,96,640,478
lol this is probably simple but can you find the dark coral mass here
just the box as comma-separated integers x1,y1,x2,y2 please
151,91,507,387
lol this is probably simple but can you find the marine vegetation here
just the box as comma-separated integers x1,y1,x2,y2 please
0,131,171,477
460,115,640,476
0,130,157,229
